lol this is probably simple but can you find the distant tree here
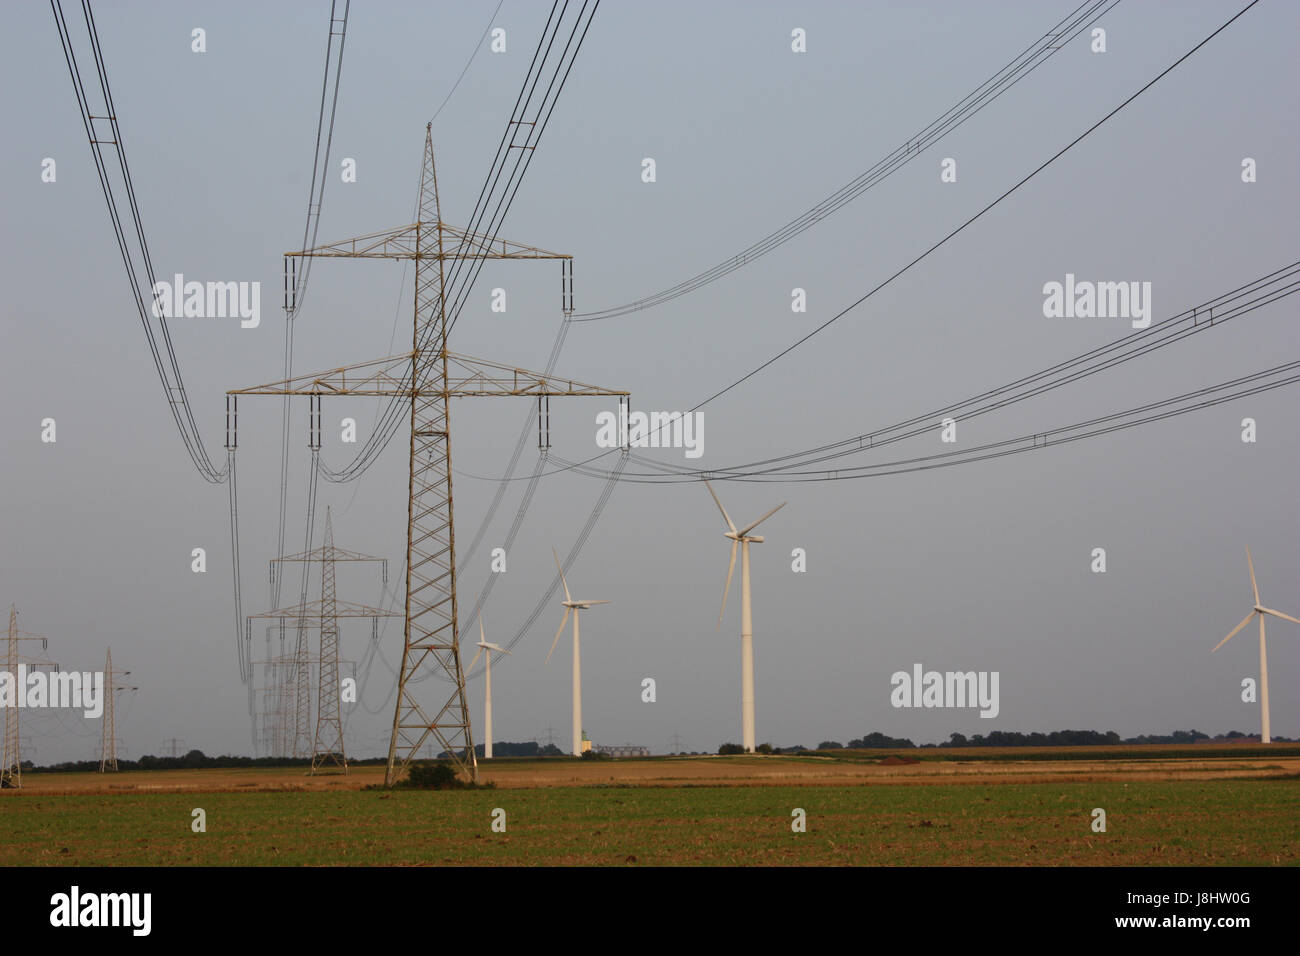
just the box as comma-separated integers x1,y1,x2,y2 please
755,743,773,754
718,743,744,755
848,733,915,749
817,741,844,750
945,733,968,748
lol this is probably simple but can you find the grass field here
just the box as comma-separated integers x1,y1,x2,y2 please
2,750,1298,866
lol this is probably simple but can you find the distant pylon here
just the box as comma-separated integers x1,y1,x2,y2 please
2,605,56,789
2,606,19,788
254,510,394,770
99,648,136,773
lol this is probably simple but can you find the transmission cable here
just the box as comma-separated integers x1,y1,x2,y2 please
569,0,1119,322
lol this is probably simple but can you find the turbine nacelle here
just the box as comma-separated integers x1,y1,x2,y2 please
547,547,610,665
705,479,785,627
468,616,511,671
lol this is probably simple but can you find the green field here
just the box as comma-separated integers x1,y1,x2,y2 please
4,778,1297,866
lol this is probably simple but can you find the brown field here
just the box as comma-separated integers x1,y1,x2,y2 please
9,745,1300,795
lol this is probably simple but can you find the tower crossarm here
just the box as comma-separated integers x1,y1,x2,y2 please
286,222,571,262
248,599,403,621
270,546,387,564
228,351,628,399
228,353,415,397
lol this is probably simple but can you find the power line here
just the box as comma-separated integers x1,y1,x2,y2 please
681,0,1262,420
552,361,1300,484
273,0,351,620
605,262,1300,481
569,0,1120,322
429,0,507,125
314,1,600,486
51,0,226,482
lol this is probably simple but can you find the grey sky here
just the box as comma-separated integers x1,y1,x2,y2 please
2,1,1298,762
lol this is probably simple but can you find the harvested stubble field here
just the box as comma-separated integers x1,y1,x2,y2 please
2,748,1297,865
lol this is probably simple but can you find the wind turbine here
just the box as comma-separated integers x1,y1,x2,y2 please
546,548,610,756
704,479,785,754
1212,547,1300,743
468,615,510,759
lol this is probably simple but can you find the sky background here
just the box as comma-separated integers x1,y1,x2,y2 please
2,0,1298,763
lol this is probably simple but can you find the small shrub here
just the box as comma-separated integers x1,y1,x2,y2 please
407,761,461,790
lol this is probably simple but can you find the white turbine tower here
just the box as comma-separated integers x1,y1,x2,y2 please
1212,547,1300,744
469,615,510,759
705,480,785,754
546,548,610,756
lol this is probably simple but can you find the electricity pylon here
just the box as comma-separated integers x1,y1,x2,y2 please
247,611,392,758
2,605,57,789
254,639,315,759
230,125,629,785
260,507,390,772
99,648,137,773
253,623,300,758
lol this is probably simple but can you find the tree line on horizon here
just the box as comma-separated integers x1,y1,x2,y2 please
17,730,1291,772
798,729,1288,751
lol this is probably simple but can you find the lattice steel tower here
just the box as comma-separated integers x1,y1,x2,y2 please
258,507,390,772
2,605,55,789
230,126,628,784
99,648,136,772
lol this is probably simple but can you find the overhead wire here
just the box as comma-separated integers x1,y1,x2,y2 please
568,0,1120,322
449,0,1131,653
679,0,1263,423
51,0,226,482
316,0,601,485
600,262,1300,481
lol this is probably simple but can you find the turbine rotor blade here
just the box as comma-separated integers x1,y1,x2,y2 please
1260,607,1300,626
704,479,737,533
469,645,483,672
1246,547,1260,604
578,600,611,606
552,547,572,603
738,501,786,537
718,539,738,629
1212,612,1256,652
546,608,571,665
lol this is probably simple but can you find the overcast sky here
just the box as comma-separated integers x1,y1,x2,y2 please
3,0,1298,763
